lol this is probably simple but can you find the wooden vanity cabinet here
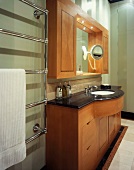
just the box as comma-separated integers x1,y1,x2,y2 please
78,104,97,170
46,96,124,170
46,0,76,79
46,103,97,170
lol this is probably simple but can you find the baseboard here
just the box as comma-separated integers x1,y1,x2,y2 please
121,111,134,120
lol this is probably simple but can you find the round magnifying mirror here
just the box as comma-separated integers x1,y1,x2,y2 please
90,45,103,60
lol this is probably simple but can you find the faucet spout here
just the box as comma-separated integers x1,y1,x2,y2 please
88,85,98,92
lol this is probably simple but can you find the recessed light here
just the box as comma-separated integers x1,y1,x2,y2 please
81,20,85,24
83,27,86,30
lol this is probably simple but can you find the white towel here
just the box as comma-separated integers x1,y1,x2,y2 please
0,69,26,170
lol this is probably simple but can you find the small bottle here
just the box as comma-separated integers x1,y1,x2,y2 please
62,82,67,98
56,82,62,100
79,65,82,71
67,81,72,97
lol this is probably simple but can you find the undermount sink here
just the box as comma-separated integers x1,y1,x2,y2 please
90,90,115,95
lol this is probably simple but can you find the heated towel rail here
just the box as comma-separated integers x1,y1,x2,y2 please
0,0,48,144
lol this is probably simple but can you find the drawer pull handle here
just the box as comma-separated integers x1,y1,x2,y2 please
87,145,91,150
87,121,90,125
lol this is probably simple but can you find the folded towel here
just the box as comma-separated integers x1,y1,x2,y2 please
0,69,26,170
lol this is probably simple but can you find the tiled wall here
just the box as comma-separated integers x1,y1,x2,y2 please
0,1,46,170
47,75,102,100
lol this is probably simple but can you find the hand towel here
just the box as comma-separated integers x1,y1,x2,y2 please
0,69,26,170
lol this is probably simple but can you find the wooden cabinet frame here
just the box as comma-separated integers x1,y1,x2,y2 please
46,0,109,79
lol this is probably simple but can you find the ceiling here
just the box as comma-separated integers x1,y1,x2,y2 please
108,0,124,3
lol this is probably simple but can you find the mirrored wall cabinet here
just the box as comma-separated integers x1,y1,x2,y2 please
46,0,109,79
76,14,109,75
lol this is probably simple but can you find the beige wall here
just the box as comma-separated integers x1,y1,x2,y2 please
110,0,134,112
0,1,45,170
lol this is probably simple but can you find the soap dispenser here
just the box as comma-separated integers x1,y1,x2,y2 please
56,82,62,100
62,82,67,98
67,81,72,97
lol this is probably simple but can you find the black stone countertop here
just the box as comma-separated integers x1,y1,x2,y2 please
47,86,124,109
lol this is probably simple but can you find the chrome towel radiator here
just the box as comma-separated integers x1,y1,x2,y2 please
0,0,48,144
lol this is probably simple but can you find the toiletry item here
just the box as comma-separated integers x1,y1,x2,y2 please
56,82,62,99
67,81,72,97
76,65,83,75
85,87,88,94
101,84,111,89
62,82,67,98
78,65,82,71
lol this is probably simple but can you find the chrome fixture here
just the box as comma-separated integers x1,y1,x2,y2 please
19,0,48,14
0,0,49,144
88,85,98,92
34,10,44,19
26,124,47,144
0,28,47,43
82,45,104,70
85,85,98,93
25,69,48,74
26,99,47,109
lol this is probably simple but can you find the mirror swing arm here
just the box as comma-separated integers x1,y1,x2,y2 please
82,45,104,71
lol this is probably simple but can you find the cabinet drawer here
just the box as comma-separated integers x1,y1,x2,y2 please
78,103,94,127
81,119,97,157
94,96,124,118
81,142,97,170
79,119,97,170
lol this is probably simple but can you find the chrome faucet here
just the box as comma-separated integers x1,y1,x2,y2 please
85,85,98,93
89,85,98,92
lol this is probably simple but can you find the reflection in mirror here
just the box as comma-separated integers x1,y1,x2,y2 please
76,28,88,74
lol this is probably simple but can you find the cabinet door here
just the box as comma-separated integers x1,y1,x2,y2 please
57,1,76,78
108,114,116,143
115,112,121,132
47,0,76,79
97,117,108,159
59,4,76,75
79,119,97,170
108,112,121,145
102,33,108,74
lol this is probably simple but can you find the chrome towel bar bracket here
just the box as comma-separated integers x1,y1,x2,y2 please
25,123,47,144
34,10,45,19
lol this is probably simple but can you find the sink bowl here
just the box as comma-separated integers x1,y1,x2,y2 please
90,90,115,95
